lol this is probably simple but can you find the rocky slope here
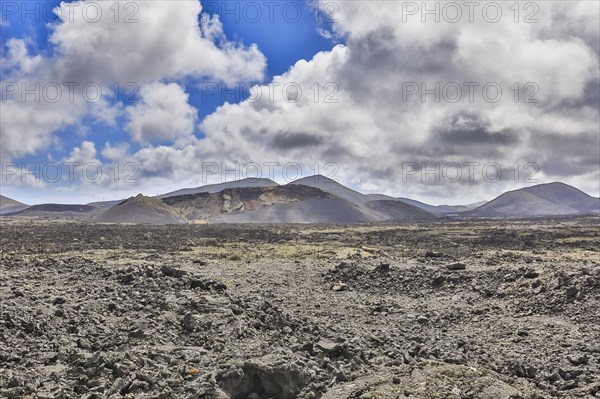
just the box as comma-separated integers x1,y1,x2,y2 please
0,195,28,215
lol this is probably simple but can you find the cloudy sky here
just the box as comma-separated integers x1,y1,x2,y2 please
1,0,599,205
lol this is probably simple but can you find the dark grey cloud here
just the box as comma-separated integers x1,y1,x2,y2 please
437,126,519,148
384,113,521,160
338,28,460,104
270,131,324,150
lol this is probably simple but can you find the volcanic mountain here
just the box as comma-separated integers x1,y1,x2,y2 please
467,182,600,217
96,180,434,224
164,183,433,223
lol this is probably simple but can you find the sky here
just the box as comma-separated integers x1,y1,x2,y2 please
1,0,599,205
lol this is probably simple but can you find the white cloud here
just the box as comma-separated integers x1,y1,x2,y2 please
2,38,42,73
47,0,265,85
101,142,130,162
0,97,85,159
64,140,99,165
1,164,47,189
0,0,266,160
127,82,198,144
88,97,122,127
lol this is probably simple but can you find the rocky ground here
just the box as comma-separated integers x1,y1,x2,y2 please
1,216,599,398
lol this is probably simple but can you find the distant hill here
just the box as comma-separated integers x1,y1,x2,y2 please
96,195,185,224
365,193,472,214
395,198,459,214
11,203,100,218
467,182,600,217
159,178,279,199
0,195,28,215
282,176,434,222
461,201,488,210
365,200,439,220
87,200,122,209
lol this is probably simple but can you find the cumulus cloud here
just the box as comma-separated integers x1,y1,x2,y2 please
0,0,266,160
64,141,99,165
101,142,130,162
2,38,42,73
0,95,85,159
127,83,198,144
47,1,265,85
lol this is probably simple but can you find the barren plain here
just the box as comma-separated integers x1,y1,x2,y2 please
1,217,599,398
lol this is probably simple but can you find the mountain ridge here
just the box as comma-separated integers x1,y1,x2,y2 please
3,179,598,223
